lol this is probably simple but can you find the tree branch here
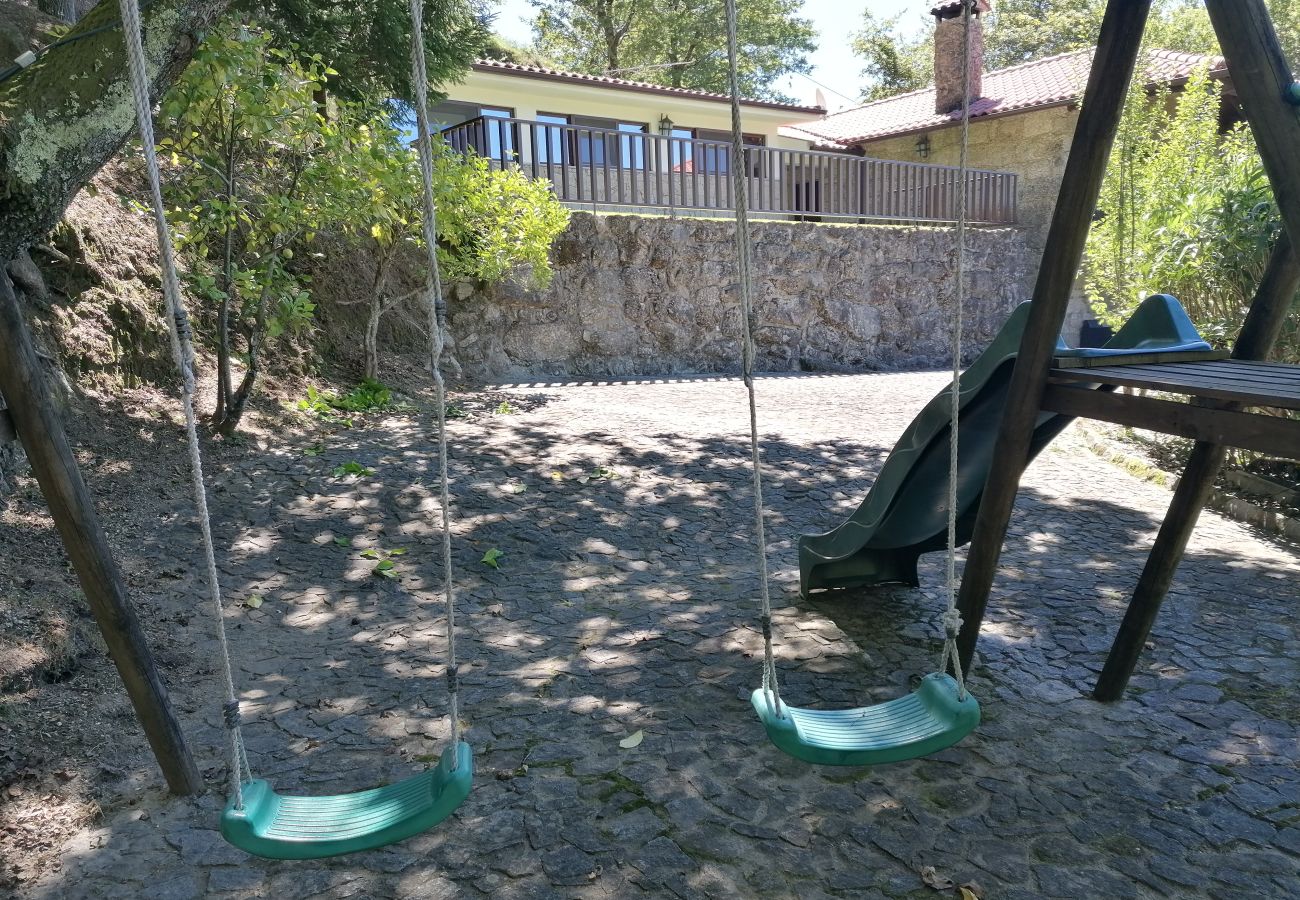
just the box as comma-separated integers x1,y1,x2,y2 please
0,0,231,260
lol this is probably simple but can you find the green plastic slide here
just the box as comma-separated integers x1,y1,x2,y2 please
798,295,1211,598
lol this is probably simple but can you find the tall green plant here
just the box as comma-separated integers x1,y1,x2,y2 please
332,113,570,380
161,26,348,434
1085,65,1288,355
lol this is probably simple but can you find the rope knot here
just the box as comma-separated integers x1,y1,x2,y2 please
758,614,772,641
222,700,241,730
942,608,963,639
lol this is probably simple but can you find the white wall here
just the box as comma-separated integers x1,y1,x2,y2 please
442,69,820,152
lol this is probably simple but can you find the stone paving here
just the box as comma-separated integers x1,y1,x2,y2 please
36,371,1300,899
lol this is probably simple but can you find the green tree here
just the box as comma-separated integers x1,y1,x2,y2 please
851,10,932,100
333,113,570,379
531,0,637,72
161,26,348,434
236,0,492,103
848,1,1300,103
1085,66,1289,358
530,0,816,103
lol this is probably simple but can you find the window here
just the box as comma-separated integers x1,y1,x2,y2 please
618,123,648,170
428,100,481,131
480,107,516,162
534,113,569,165
670,127,695,172
669,129,765,175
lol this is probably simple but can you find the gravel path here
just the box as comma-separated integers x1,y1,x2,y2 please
35,371,1300,899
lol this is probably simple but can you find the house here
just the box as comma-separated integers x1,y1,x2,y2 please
431,58,1019,224
782,1,1232,254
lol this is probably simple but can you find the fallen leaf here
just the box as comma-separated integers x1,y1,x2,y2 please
481,548,504,569
919,866,954,891
958,885,982,900
618,730,644,749
550,471,564,481
244,594,264,609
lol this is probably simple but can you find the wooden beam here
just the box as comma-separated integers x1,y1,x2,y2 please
1093,231,1300,700
1205,0,1300,242
1092,4,1300,700
954,0,1155,672
1041,385,1300,459
0,270,202,795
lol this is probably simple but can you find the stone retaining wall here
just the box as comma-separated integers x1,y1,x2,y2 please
448,212,1037,380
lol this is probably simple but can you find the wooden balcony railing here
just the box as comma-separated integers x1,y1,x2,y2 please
441,115,1018,225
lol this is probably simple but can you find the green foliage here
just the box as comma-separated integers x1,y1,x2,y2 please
851,1,1300,98
162,26,350,435
165,24,567,413
1085,66,1291,359
494,400,515,415
332,460,375,478
296,385,335,416
851,10,932,101
432,142,572,288
331,107,569,378
480,548,504,569
333,379,397,412
360,546,406,579
237,0,491,104
530,0,816,103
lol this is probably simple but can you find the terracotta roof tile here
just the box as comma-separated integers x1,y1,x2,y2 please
470,59,824,114
785,48,1226,147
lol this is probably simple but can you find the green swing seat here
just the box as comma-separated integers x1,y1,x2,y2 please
220,742,472,860
751,674,979,766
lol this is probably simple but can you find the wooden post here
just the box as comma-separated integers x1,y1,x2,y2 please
1205,1,1300,241
0,270,203,795
1094,1,1300,698
954,0,1155,672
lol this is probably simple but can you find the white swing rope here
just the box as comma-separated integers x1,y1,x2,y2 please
725,0,975,708
722,0,780,714
939,1,976,700
116,0,249,808
408,0,462,765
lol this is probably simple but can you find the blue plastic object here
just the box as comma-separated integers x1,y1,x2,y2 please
1286,81,1300,106
751,674,980,766
220,742,472,860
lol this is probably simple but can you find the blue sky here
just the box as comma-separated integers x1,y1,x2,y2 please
488,0,930,109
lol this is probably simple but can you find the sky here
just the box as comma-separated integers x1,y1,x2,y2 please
488,0,928,110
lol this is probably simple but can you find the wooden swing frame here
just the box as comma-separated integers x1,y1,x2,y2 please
953,0,1300,701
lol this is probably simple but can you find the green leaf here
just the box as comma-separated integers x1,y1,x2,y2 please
359,548,381,559
244,594,264,609
333,536,351,547
480,548,504,569
618,730,644,749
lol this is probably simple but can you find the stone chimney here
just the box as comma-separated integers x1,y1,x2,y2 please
932,0,989,114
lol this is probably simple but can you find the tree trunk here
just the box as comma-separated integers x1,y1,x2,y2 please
0,0,230,261
216,258,276,436
363,243,394,382
364,298,382,382
213,138,238,425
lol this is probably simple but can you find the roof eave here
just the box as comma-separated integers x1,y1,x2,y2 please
841,96,1079,147
468,62,824,115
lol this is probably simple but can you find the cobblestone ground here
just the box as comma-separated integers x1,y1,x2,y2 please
37,372,1300,899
